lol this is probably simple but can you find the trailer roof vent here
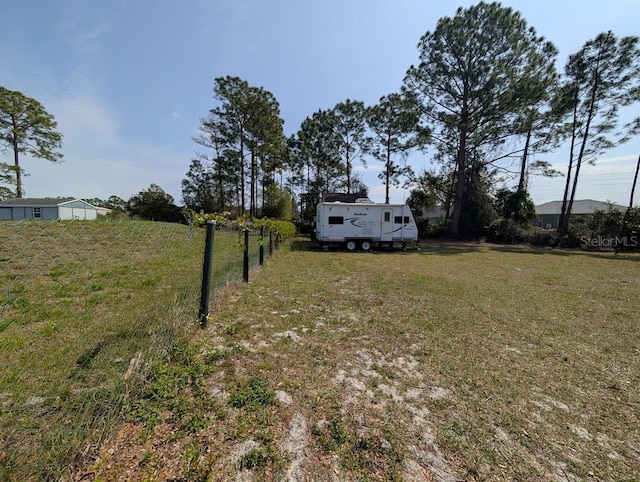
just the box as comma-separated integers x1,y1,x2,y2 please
355,197,372,203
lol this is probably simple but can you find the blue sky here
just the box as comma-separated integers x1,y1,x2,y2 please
1,0,639,206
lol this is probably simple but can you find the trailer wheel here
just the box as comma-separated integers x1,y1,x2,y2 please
346,240,357,251
361,241,371,251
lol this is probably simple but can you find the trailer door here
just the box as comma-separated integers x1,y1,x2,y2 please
381,209,393,241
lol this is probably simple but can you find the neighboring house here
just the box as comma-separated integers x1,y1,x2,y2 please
0,198,100,221
535,199,626,229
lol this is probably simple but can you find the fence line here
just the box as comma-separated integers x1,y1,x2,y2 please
0,218,275,481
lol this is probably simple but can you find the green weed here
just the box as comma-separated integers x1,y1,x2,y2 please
313,417,348,451
126,342,217,435
238,447,280,470
182,439,211,481
228,376,275,410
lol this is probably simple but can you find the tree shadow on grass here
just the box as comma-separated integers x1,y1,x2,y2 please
412,240,484,256
290,238,485,256
289,238,315,251
487,243,640,262
291,237,640,262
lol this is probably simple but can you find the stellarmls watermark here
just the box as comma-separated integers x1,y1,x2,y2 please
580,235,639,248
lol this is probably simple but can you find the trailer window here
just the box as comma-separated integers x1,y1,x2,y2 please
384,212,391,222
394,216,402,224
328,216,344,225
404,216,410,223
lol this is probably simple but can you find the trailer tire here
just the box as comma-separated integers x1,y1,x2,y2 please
361,241,371,251
346,240,357,251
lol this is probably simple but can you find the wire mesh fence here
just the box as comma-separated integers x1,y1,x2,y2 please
0,219,272,481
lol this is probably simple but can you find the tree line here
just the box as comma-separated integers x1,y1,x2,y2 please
185,2,640,238
184,78,427,224
2,2,639,237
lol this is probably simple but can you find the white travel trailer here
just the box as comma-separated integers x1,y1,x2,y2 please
314,199,419,250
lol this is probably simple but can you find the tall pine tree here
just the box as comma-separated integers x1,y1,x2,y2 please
558,32,640,234
404,2,558,237
0,86,63,198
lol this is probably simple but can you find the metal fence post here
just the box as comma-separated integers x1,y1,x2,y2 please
198,221,216,328
269,229,273,254
259,225,264,265
243,228,249,282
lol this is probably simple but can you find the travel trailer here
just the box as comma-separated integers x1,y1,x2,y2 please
314,198,419,250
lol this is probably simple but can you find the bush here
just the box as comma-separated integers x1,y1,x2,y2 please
486,218,527,244
184,209,234,227
570,206,640,251
253,218,297,239
486,205,640,250
523,227,557,247
184,212,297,244
487,219,559,247
415,218,430,239
558,221,590,248
416,218,449,239
494,187,536,225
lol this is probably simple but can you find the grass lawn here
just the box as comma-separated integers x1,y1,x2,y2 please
0,220,261,481
73,240,640,481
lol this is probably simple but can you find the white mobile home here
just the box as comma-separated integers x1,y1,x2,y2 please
314,199,418,250
0,198,99,221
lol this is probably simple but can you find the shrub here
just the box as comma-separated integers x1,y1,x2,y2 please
487,220,559,247
183,211,296,241
558,222,590,248
523,227,557,247
415,218,430,239
254,218,296,239
486,218,527,244
183,209,233,227
417,218,449,238
493,187,537,225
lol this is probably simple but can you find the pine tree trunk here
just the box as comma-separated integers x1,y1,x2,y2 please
345,140,351,194
629,153,640,212
564,67,601,236
385,137,391,204
239,127,246,215
249,150,256,217
517,127,532,193
12,131,22,198
449,123,467,237
558,85,580,233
